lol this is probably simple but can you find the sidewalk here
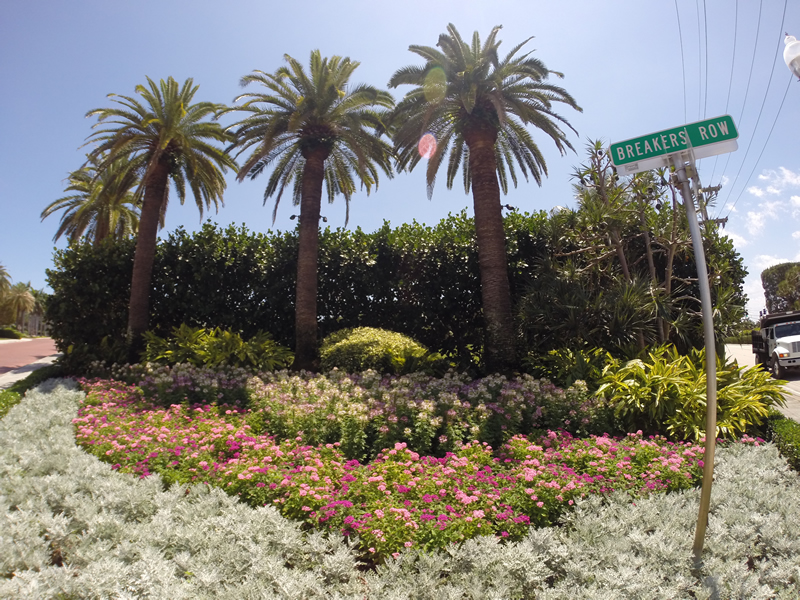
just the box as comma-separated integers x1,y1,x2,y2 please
0,338,61,390
725,344,800,422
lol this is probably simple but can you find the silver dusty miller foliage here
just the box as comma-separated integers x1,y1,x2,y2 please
1,380,799,599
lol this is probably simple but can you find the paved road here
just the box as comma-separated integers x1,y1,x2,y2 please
725,343,800,421
0,338,59,374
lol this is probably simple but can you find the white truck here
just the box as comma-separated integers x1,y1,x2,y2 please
752,310,800,378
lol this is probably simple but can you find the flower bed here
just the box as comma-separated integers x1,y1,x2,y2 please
74,374,705,559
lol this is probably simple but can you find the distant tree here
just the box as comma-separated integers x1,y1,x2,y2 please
227,51,394,370
84,76,236,357
0,263,10,299
761,262,800,313
776,264,800,311
41,154,141,246
3,282,35,328
389,24,581,372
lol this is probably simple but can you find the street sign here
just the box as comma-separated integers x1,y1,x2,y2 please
610,115,738,175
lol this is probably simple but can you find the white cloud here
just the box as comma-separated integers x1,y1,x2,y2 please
744,276,765,318
762,200,783,217
757,167,800,190
724,230,749,247
766,186,781,195
746,211,765,235
793,231,800,240
792,196,800,207
752,255,793,270
748,186,765,198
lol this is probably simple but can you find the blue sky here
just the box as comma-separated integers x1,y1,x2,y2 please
1,0,798,319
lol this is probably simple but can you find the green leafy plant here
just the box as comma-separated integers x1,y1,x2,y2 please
524,347,610,389
320,327,436,375
597,344,787,441
143,324,293,371
765,410,800,471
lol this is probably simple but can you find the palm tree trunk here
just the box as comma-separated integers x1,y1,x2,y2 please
465,125,516,374
127,160,169,360
291,147,327,371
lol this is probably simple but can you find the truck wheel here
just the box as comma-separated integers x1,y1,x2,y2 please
771,356,786,379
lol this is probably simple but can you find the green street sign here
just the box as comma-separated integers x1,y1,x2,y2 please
610,115,738,175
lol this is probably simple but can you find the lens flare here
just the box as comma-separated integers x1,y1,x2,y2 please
417,133,437,159
423,67,446,103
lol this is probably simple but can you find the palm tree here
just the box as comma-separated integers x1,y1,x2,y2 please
85,76,236,357
0,263,10,300
3,282,35,329
41,154,141,246
226,51,394,371
389,24,581,373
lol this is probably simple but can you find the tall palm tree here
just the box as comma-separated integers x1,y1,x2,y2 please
85,76,236,357
0,263,10,300
389,24,581,373
3,282,35,329
227,50,394,370
41,154,141,246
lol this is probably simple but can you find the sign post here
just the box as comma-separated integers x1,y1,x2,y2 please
611,115,738,566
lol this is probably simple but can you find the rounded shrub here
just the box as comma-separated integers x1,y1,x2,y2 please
0,327,23,339
320,327,430,374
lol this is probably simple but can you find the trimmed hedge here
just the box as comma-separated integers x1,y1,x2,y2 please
766,409,800,471
0,327,23,340
46,211,748,374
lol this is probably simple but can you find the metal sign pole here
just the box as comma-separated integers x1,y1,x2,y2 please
671,152,718,565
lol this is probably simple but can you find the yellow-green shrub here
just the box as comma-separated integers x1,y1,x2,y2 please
320,327,437,375
597,345,787,441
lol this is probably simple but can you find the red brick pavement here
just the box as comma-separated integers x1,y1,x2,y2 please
0,338,59,374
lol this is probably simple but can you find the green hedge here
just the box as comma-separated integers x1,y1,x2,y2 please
766,410,800,471
0,327,22,339
46,210,747,374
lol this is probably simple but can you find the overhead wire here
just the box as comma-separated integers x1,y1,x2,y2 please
675,0,688,123
724,74,793,218
714,0,763,195
702,0,709,119
716,0,788,216
708,0,738,185
695,0,703,119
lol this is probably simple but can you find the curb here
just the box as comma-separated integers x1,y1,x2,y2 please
0,355,61,390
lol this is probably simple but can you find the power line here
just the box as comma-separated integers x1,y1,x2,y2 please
695,0,703,119
702,0,709,119
725,74,793,218
714,0,763,194
675,0,688,123
717,0,788,215
708,0,738,185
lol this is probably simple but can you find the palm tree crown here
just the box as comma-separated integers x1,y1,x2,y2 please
389,23,580,196
84,76,236,354
389,24,581,372
41,154,141,246
228,50,394,224
227,50,395,370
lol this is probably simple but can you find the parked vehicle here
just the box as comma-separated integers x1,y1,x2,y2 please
752,310,800,378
